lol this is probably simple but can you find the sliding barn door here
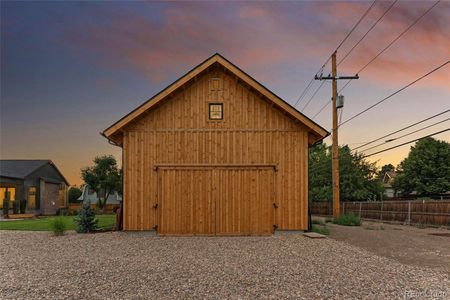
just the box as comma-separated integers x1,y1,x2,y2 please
158,167,275,235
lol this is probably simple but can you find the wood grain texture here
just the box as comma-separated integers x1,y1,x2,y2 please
122,65,310,232
103,54,328,142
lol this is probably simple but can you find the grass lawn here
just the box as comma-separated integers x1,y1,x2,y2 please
0,215,116,231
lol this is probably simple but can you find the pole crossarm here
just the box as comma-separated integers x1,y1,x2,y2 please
315,75,359,80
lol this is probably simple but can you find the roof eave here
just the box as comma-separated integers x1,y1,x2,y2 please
103,53,328,140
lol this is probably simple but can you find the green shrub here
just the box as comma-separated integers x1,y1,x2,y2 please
12,200,20,214
20,199,27,214
312,218,324,225
334,212,361,226
415,223,426,229
2,198,10,216
74,203,98,233
312,225,330,235
50,217,66,236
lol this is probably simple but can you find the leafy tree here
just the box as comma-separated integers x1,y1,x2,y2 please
68,186,82,203
309,143,331,203
393,137,450,196
81,155,122,211
309,144,383,202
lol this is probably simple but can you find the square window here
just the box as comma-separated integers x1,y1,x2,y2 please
209,103,223,120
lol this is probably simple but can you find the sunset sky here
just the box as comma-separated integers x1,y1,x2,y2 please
1,1,449,186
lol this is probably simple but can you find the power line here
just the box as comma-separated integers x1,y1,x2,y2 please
339,0,441,94
352,109,450,151
338,0,398,66
312,100,331,119
335,0,378,51
301,80,327,111
339,60,450,127
358,117,450,153
294,77,316,107
312,0,441,118
362,127,450,158
294,0,376,108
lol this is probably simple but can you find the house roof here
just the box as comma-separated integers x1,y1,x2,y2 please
382,171,397,186
103,53,329,145
0,160,69,185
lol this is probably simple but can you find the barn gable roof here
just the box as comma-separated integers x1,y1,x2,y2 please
103,53,329,144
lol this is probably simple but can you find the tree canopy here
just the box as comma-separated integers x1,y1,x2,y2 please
68,186,82,203
393,137,450,196
309,144,383,202
81,155,122,209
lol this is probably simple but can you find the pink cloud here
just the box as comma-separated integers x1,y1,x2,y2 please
58,1,449,90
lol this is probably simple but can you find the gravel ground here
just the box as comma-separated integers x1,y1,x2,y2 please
326,221,450,275
0,231,448,300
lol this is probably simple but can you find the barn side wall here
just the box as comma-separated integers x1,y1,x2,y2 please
122,65,309,231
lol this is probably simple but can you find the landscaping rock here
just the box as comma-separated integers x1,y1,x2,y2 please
0,231,448,299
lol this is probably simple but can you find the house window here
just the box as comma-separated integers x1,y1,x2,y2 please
0,187,16,209
209,103,223,120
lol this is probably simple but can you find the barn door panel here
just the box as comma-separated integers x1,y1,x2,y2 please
215,168,274,235
159,169,215,235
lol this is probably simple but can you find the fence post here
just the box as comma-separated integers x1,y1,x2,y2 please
407,201,411,225
359,202,362,218
380,201,383,221
342,202,345,214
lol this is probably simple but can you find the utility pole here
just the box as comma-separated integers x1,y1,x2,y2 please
315,51,359,219
331,52,340,219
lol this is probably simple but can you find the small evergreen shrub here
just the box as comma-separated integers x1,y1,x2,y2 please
20,199,27,214
2,198,10,216
12,200,20,214
50,217,66,236
334,212,361,226
74,202,98,233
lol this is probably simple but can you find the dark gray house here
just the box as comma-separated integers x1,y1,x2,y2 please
0,160,69,215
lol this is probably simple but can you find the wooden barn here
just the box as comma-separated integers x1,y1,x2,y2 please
103,53,328,235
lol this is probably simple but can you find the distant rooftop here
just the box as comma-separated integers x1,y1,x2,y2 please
0,160,50,179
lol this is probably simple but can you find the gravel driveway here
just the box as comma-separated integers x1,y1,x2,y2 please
0,231,448,299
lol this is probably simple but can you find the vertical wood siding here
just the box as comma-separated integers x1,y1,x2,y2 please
122,64,310,231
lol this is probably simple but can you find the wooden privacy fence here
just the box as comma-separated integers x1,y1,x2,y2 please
68,203,118,214
311,200,450,227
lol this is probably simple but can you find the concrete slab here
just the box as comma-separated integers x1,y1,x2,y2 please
303,232,327,239
274,230,304,236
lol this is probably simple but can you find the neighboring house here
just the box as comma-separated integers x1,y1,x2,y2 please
102,53,328,235
382,171,397,198
77,185,122,205
0,160,69,215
